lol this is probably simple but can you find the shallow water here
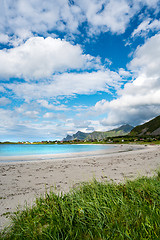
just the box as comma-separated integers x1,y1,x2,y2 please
0,144,113,157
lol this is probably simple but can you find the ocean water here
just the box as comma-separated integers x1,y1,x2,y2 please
0,144,113,157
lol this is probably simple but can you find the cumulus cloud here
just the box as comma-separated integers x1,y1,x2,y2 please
1,0,160,41
0,106,65,141
105,58,112,66
132,19,160,38
0,37,100,80
0,34,10,44
10,29,33,47
129,33,160,80
76,0,160,36
43,112,56,119
37,100,55,109
92,33,160,126
1,0,92,36
0,86,6,92
38,100,69,111
77,0,133,34
0,108,17,131
23,111,39,119
118,68,131,77
5,70,123,101
0,97,11,106
1,1,160,141
43,112,65,120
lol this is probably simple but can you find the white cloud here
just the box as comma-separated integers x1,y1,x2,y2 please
132,19,151,37
0,107,65,141
0,0,83,39
43,112,65,120
38,99,69,111
0,97,11,106
77,0,133,34
0,108,17,130
37,100,54,109
70,118,115,133
1,1,160,141
43,112,56,119
118,68,131,77
0,37,99,80
0,0,159,41
105,58,112,66
0,86,6,92
15,104,31,114
10,29,33,47
5,70,123,100
138,0,160,8
23,111,39,119
75,0,160,36
129,33,160,80
132,19,160,38
0,30,33,47
0,34,10,44
92,33,160,126
15,103,40,119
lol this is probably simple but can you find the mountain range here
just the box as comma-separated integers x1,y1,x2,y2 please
63,115,160,141
130,115,160,136
63,124,134,141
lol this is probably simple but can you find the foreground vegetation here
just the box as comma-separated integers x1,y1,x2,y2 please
1,172,160,240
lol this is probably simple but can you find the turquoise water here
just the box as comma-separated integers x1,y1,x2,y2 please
0,144,113,157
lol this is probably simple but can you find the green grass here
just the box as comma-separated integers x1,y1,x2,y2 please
1,173,160,240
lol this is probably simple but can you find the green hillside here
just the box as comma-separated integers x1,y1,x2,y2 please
63,124,133,141
86,124,133,140
130,115,160,136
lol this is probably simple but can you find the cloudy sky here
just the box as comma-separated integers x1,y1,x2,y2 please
0,0,160,141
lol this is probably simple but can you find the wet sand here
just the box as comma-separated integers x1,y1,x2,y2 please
0,144,160,229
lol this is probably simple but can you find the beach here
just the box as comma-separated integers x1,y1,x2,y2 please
0,144,160,230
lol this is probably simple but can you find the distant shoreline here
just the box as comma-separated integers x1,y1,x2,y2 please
0,143,115,161
0,144,143,164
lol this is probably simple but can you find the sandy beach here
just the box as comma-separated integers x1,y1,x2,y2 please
0,144,160,230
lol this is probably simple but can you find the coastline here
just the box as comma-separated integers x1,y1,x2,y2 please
0,144,160,229
0,144,142,164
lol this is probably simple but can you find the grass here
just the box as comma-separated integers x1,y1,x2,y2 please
1,172,160,240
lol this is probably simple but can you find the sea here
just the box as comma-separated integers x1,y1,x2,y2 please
0,144,113,157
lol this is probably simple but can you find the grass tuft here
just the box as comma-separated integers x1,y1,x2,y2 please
1,172,160,239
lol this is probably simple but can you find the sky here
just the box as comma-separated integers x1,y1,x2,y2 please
0,0,160,142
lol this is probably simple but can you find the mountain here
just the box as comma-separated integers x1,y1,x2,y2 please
72,131,89,140
63,134,74,141
130,115,160,136
63,124,134,141
86,124,134,140
63,131,89,141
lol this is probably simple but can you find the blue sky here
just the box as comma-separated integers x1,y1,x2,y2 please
0,0,160,141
